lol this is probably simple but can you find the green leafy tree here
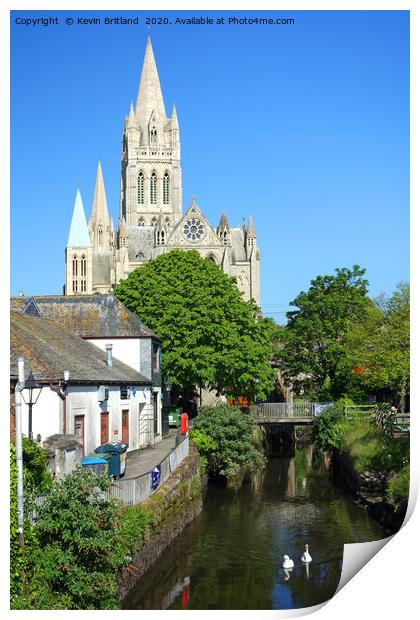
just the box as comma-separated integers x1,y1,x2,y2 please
16,468,130,610
192,404,266,479
10,439,51,603
279,265,370,400
345,283,410,409
115,250,275,400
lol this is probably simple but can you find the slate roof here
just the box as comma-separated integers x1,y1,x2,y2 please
10,295,158,339
10,312,151,385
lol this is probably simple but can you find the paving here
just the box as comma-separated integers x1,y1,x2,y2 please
124,430,179,478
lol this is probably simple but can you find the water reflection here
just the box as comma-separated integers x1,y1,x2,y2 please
123,447,389,610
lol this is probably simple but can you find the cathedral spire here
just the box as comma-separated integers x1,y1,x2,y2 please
171,102,179,130
135,36,166,125
91,161,110,224
247,215,256,238
67,189,91,247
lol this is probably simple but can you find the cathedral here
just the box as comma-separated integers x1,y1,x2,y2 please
65,37,260,305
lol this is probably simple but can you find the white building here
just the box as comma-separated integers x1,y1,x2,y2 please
10,309,159,455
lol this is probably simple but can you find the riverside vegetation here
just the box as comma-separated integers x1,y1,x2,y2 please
314,401,409,513
189,403,266,481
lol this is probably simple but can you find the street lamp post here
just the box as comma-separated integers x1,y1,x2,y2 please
21,370,43,441
164,378,172,407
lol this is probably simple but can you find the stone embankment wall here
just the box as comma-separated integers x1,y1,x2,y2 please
331,451,406,533
119,442,203,602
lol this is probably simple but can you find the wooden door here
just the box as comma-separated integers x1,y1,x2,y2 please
122,409,129,444
100,412,109,444
74,415,85,451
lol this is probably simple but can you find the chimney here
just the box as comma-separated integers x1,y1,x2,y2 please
105,344,113,368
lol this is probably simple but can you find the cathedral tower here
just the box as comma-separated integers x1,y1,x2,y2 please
65,189,93,295
120,37,182,229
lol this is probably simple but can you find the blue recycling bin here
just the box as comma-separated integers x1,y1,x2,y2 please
82,455,109,477
94,441,128,478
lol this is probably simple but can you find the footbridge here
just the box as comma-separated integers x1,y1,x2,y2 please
250,402,333,424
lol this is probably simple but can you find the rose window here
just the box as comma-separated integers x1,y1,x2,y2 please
183,218,204,242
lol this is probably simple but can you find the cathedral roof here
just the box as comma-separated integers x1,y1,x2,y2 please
135,36,167,127
10,295,158,339
67,189,91,247
10,312,151,385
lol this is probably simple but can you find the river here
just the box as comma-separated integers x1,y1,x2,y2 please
123,447,389,610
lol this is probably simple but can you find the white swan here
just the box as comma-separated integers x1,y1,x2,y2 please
301,544,312,563
282,555,294,569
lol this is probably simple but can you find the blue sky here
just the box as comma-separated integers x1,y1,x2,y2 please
10,10,409,322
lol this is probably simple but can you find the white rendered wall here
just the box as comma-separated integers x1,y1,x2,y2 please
66,384,160,454
20,387,60,443
87,338,140,373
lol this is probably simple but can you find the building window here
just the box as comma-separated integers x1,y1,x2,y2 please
120,386,131,400
137,172,144,204
165,217,171,228
98,225,103,248
150,173,157,204
81,255,87,292
163,173,170,204
150,127,157,146
223,230,228,245
72,255,78,277
138,217,145,226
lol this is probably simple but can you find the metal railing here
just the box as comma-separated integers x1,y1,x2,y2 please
109,436,189,506
250,402,333,420
31,436,190,516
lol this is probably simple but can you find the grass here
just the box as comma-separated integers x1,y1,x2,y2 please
343,417,409,474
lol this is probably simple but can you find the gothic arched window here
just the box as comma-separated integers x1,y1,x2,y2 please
223,230,228,246
161,230,165,245
163,173,170,204
138,217,145,226
72,255,78,293
165,217,171,228
137,172,144,204
151,217,157,227
72,256,78,277
98,225,103,248
150,173,157,204
150,127,157,146
81,255,87,292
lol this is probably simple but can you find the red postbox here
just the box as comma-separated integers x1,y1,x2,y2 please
180,412,189,435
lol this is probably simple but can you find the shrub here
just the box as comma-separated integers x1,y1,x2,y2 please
193,404,266,479
189,428,217,475
314,406,351,451
387,465,410,507
15,468,133,610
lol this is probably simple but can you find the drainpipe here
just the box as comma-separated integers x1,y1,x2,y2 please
105,344,113,368
15,357,25,547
